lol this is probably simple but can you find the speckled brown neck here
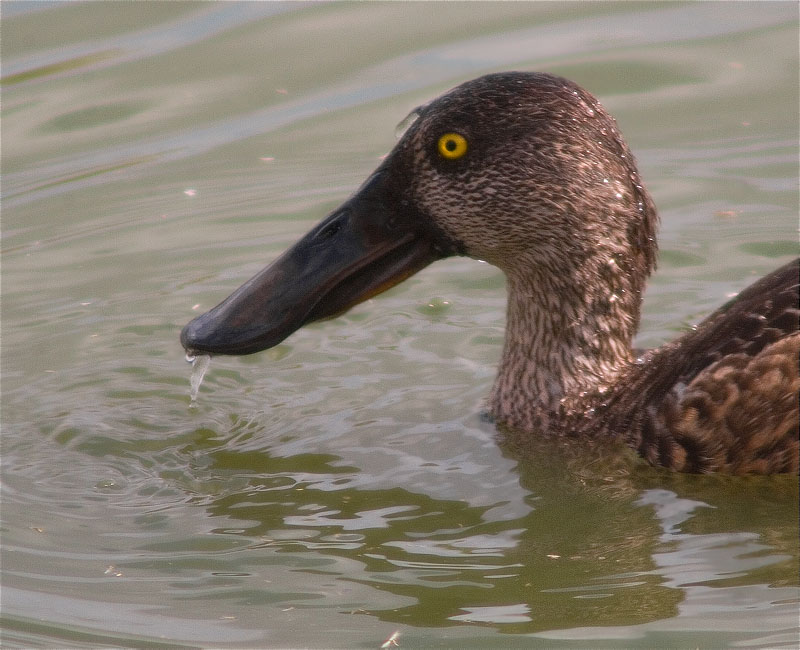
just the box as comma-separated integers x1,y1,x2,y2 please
488,252,640,433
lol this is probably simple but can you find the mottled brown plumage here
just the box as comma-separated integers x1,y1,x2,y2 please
579,259,799,474
393,73,799,474
182,72,799,475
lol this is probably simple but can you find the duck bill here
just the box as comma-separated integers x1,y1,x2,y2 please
180,170,455,356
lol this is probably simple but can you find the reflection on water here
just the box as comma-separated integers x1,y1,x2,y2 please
539,485,800,645
2,1,797,647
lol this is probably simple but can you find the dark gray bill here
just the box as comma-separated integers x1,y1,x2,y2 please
180,169,457,356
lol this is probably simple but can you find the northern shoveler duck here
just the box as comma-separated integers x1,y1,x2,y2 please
181,72,799,475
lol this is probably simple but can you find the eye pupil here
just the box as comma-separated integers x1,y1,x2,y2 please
445,139,457,151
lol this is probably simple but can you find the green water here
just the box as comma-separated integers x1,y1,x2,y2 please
2,2,798,647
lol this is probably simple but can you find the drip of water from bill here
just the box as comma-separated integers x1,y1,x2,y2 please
186,353,211,403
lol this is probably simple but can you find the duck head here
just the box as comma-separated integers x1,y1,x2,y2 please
181,72,658,412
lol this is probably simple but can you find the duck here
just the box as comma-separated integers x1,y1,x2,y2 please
181,71,799,475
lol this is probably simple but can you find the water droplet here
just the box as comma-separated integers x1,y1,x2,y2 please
395,106,423,138
189,354,212,402
417,296,452,316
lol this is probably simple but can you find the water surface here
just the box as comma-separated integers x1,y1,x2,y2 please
2,2,798,647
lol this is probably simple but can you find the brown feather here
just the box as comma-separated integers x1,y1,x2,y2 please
392,73,799,475
580,259,799,474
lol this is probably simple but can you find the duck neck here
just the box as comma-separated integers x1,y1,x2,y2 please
489,260,638,432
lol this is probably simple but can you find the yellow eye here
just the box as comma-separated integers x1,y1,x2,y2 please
437,133,468,160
